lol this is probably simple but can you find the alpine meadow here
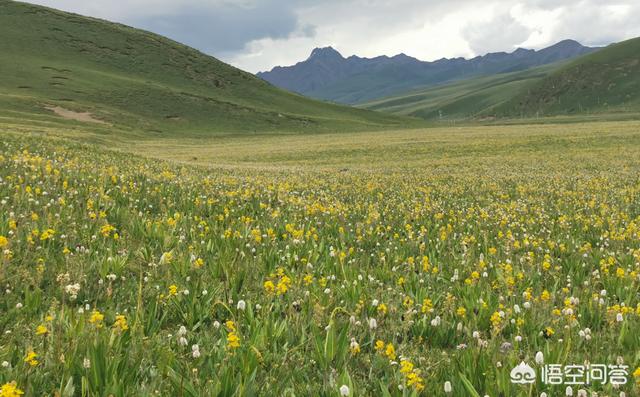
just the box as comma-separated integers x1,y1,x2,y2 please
1,1,640,397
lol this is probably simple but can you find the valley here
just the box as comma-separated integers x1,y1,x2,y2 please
1,1,640,396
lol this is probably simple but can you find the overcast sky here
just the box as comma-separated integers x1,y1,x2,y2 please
24,0,640,73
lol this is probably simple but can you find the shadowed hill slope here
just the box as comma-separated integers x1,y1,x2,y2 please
360,64,555,120
0,0,414,136
492,37,640,117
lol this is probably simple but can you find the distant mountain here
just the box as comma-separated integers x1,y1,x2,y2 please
257,40,599,104
492,37,640,117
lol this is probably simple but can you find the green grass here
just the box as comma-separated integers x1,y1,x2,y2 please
2,120,640,396
11,118,640,171
359,65,555,121
0,0,418,137
493,37,640,117
2,1,640,395
119,121,640,171
361,37,640,122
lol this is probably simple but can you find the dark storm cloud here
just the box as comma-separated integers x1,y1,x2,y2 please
21,0,640,72
126,1,311,56
25,0,320,59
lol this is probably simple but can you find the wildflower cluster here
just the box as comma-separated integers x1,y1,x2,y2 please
1,132,640,395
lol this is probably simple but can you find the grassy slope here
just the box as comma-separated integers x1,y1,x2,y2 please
362,38,640,122
0,0,415,137
359,65,555,120
493,37,640,117
308,64,438,105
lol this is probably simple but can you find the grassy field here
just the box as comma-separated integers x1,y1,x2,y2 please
1,120,640,396
7,119,640,171
2,2,640,396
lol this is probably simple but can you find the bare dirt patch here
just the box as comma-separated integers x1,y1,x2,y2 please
45,105,108,125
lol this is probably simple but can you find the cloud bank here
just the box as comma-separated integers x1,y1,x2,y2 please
25,0,640,73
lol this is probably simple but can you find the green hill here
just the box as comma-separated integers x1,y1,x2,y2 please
492,37,640,117
360,64,555,120
0,0,413,137
362,38,640,122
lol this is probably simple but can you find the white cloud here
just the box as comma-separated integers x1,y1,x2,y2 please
230,0,640,72
23,0,640,73
462,5,531,54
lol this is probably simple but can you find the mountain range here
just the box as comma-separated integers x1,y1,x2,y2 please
257,41,599,104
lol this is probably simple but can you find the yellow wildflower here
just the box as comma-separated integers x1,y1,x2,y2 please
303,275,313,285
400,359,414,374
375,340,385,351
0,382,24,397
490,311,502,330
543,327,555,338
406,371,425,391
541,290,551,301
160,251,173,264
384,343,396,360
39,229,55,241
24,351,38,366
421,298,433,314
227,332,240,349
264,280,275,295
89,310,104,328
113,315,129,331
226,320,236,331
100,224,116,237
349,340,360,355
276,275,291,295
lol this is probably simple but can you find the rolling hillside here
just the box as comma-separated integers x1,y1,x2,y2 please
360,64,555,120
0,0,412,137
362,38,640,121
257,41,597,104
492,37,640,117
